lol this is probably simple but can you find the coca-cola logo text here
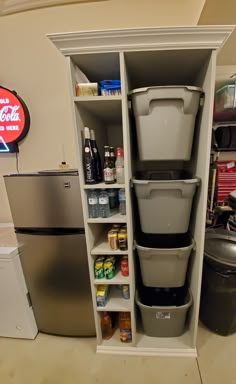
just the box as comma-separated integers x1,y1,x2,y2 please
0,88,26,145
0,106,21,122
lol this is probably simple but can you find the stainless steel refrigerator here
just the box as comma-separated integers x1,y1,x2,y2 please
4,170,95,337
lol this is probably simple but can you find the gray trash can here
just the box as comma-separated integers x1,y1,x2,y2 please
130,86,203,161
133,171,200,234
200,227,236,336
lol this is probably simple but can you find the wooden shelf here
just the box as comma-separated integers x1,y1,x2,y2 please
99,328,134,349
84,183,125,190
87,211,127,224
97,329,196,356
74,96,122,124
94,269,130,285
96,286,130,312
74,96,121,102
91,237,128,255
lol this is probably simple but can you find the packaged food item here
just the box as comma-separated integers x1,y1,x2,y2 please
104,259,115,279
96,285,109,307
121,255,129,276
112,224,121,230
120,329,132,343
122,285,130,299
101,311,113,340
76,83,98,96
108,228,119,250
118,226,128,251
99,80,121,96
94,256,105,279
119,312,132,343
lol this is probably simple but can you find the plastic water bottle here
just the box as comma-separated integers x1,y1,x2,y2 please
119,189,126,215
87,190,99,218
108,188,118,210
99,189,111,218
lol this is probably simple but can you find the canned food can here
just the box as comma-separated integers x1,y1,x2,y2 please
118,228,128,251
121,256,129,276
120,329,132,343
108,229,118,250
122,285,130,299
104,260,115,279
94,259,104,279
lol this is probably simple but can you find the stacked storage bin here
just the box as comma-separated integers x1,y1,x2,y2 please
130,86,202,337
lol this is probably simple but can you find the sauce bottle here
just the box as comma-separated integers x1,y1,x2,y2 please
101,311,113,340
119,312,132,343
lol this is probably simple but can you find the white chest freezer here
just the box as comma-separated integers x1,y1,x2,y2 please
0,247,38,339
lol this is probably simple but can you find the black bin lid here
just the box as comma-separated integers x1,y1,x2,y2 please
204,227,236,271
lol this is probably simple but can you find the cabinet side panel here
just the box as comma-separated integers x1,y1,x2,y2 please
187,51,216,347
66,57,98,340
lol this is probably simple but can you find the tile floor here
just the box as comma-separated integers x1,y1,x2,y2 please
0,322,235,384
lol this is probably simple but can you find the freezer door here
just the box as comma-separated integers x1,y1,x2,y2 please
17,232,95,336
0,255,38,339
4,174,84,228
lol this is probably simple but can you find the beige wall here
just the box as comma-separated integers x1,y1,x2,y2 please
0,0,205,223
198,0,236,65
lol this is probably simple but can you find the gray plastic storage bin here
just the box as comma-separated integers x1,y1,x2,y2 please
136,290,192,337
130,86,203,161
136,239,194,287
133,171,200,234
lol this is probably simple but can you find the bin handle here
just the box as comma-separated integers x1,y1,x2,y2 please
146,87,197,114
135,182,196,199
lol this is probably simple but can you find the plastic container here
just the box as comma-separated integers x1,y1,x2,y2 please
200,227,236,336
133,171,200,234
136,289,192,337
129,86,202,161
135,236,194,287
215,85,236,112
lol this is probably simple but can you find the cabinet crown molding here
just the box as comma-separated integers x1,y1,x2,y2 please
47,26,235,56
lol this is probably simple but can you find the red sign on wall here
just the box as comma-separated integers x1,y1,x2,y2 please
0,86,30,152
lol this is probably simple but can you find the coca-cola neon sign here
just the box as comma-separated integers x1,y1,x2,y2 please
0,86,30,152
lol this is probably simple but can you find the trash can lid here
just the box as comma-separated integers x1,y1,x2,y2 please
204,227,236,269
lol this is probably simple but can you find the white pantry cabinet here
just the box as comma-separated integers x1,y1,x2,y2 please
48,26,233,356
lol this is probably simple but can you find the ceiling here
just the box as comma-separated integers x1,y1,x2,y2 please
198,0,236,65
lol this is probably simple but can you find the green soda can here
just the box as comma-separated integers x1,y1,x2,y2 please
94,258,104,279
